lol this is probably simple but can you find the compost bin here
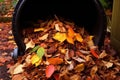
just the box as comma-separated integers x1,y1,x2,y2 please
12,0,107,58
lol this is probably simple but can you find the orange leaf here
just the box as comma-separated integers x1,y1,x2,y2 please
66,35,74,44
68,27,75,38
48,57,63,65
75,33,83,42
46,65,55,78
90,49,99,58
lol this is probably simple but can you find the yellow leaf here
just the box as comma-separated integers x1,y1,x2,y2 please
66,35,74,44
34,28,45,32
68,27,75,38
35,59,42,67
75,33,83,42
31,54,40,65
74,63,85,72
53,32,66,42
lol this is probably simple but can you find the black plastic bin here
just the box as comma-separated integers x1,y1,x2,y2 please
12,0,107,58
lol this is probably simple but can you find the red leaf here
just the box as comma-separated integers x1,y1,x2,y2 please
54,74,60,80
46,65,55,78
90,49,99,58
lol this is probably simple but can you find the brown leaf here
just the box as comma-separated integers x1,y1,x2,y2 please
70,74,81,80
74,63,85,72
12,74,25,80
90,66,98,78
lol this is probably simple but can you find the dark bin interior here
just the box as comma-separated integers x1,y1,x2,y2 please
12,0,107,56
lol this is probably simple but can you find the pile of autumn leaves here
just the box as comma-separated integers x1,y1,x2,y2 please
8,19,120,80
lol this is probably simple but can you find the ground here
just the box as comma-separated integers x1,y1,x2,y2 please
0,22,16,80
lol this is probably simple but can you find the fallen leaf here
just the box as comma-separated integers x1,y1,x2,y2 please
26,40,35,50
55,24,60,31
55,23,66,32
90,66,98,78
35,59,42,67
36,47,45,59
70,74,81,80
13,64,24,74
0,57,7,63
12,74,25,80
75,33,83,42
90,49,99,58
34,28,45,32
99,50,108,58
48,57,63,65
67,61,74,70
46,65,55,78
53,74,60,80
79,50,90,54
67,27,75,38
72,57,86,63
102,60,113,68
74,63,85,72
31,54,40,65
25,55,31,64
39,33,49,40
66,35,74,44
30,45,40,53
53,32,67,43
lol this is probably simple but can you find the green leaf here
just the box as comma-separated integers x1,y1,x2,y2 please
30,45,40,53
36,47,45,59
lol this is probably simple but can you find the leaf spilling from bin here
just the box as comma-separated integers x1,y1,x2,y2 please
8,17,120,80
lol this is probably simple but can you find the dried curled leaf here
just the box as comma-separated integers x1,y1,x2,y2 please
46,65,55,78
26,39,35,50
34,28,45,32
102,60,113,68
99,50,107,59
53,32,66,43
39,33,48,40
13,64,24,74
48,57,63,65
